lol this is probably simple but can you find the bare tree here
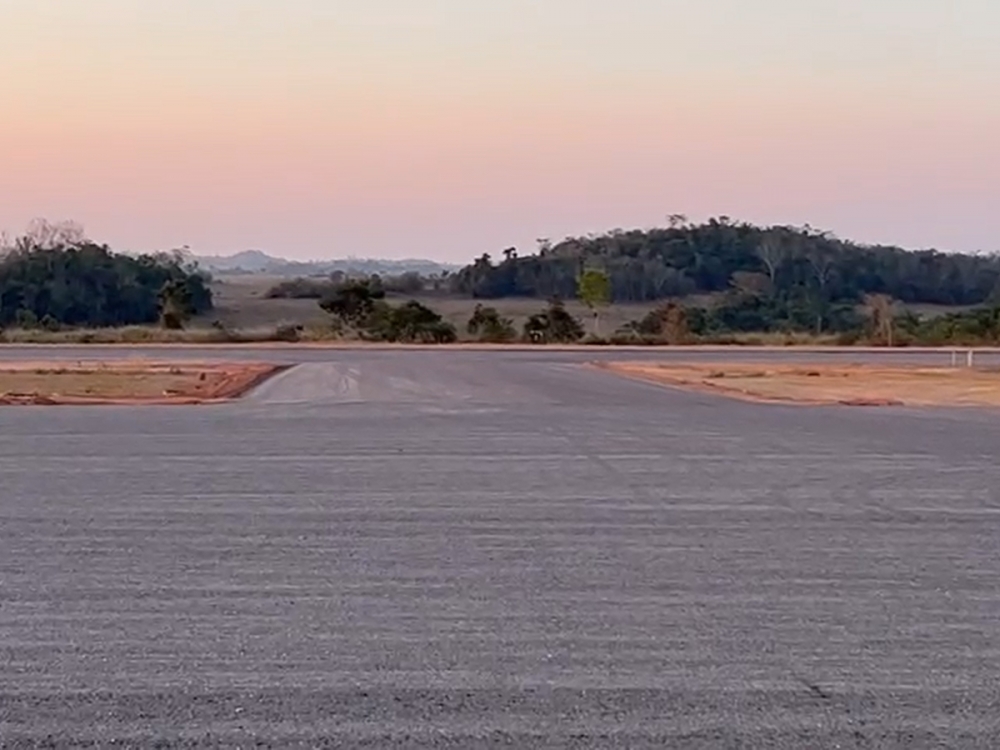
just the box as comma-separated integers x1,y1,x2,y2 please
661,302,689,344
23,219,87,249
864,294,895,346
806,247,835,334
756,232,787,288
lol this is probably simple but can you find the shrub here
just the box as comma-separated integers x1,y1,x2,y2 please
523,299,585,343
319,279,385,328
273,324,303,342
265,278,335,299
467,304,517,342
362,300,457,343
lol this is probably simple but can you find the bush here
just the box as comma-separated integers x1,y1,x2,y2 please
14,309,38,329
319,279,385,328
363,300,457,343
273,324,303,342
381,272,427,295
39,314,61,332
523,299,585,343
265,278,335,299
467,304,517,342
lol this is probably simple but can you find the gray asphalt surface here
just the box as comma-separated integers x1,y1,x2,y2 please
2,348,1000,747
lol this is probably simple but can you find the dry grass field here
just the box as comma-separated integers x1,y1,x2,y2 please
204,275,967,338
0,361,281,405
601,361,1000,407
0,275,973,346
203,274,665,336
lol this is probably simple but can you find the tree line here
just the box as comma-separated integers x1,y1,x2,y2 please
315,275,1000,347
6,215,1000,345
315,280,590,344
449,218,1000,316
0,221,212,329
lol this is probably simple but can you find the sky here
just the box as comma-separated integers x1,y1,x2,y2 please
1,0,998,261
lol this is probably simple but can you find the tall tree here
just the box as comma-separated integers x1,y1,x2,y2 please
756,232,788,289
805,246,836,334
864,293,895,346
577,268,611,336
158,279,193,329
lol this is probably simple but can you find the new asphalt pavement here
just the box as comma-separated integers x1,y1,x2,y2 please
2,347,1000,747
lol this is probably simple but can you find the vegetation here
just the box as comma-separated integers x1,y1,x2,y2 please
264,277,334,299
623,302,692,344
318,279,385,328
577,269,611,336
466,304,517,342
366,300,457,343
523,300,586,344
266,270,437,300
6,216,1000,347
450,218,1000,328
0,221,211,329
318,279,456,342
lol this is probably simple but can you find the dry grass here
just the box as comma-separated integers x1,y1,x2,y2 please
0,362,282,405
202,275,670,337
0,323,342,345
0,274,973,346
601,362,1000,407
205,275,966,337
206,274,330,328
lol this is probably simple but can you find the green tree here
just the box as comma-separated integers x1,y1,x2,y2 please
466,304,516,342
0,224,212,328
523,299,585,343
365,300,457,343
448,218,1000,318
318,279,385,329
577,268,611,336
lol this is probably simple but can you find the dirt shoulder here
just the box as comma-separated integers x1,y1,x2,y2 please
598,361,1000,407
5,341,1000,353
0,362,285,406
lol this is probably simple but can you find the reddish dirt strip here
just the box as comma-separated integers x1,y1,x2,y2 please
0,362,285,406
596,361,1000,407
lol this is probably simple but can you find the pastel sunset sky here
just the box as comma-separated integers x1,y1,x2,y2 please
1,0,998,260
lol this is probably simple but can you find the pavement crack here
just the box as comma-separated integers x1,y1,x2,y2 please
795,675,833,701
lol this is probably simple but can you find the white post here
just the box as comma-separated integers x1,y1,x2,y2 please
967,349,974,368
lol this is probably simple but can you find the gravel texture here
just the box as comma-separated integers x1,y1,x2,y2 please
1,347,999,747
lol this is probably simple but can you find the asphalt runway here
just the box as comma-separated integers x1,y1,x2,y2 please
2,348,1000,747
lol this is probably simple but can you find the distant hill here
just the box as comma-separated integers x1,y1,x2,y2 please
452,219,1000,307
194,250,458,277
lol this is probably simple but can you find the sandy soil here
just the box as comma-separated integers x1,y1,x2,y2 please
0,361,283,405
599,361,1000,407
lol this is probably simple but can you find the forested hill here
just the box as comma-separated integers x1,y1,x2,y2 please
450,219,1000,306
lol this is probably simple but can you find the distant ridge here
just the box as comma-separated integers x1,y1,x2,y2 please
193,250,458,277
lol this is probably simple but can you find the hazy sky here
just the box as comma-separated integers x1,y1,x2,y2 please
1,0,998,260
